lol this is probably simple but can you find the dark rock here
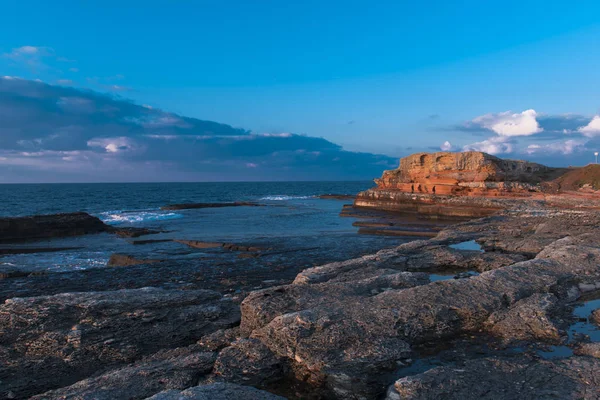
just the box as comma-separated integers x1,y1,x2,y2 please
318,194,356,200
111,227,163,238
0,246,83,255
146,383,285,400
386,356,600,399
132,239,174,245
0,287,240,399
176,240,265,252
0,212,109,243
594,309,600,326
107,253,164,267
161,202,262,211
30,346,217,400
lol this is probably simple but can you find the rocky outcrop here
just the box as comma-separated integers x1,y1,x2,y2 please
375,151,563,196
0,288,240,398
351,152,574,218
0,212,109,243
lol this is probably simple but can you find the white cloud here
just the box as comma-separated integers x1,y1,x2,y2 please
87,137,140,154
440,141,453,151
578,116,600,137
471,109,543,137
526,139,587,155
463,136,513,155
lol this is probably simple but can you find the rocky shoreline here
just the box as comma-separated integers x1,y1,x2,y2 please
1,202,600,399
3,153,600,399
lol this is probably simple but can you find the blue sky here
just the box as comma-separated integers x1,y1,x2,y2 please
1,1,600,182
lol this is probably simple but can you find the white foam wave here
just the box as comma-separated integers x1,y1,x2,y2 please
100,210,183,225
259,195,315,201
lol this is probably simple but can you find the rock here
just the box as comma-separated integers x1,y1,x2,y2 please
593,309,600,326
484,293,561,344
318,194,356,200
176,240,265,252
0,212,109,243
107,253,164,267
212,339,284,387
146,383,285,400
30,346,217,400
0,287,240,398
111,227,163,238
386,356,600,400
0,246,83,255
161,202,261,210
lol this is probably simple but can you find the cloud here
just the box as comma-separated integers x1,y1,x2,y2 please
468,109,542,137
462,136,513,155
525,139,588,155
440,141,454,151
0,77,397,182
578,116,600,137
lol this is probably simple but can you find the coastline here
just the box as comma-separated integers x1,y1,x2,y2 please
2,196,600,399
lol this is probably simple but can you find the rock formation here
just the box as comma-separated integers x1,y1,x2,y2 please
374,151,563,196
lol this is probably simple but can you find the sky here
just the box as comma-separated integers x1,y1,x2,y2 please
1,0,600,182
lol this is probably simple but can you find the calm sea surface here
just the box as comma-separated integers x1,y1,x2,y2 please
0,181,409,272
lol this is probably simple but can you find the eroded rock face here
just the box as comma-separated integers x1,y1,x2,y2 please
0,288,240,399
386,356,600,400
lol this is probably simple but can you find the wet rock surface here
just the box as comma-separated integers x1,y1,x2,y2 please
4,205,600,399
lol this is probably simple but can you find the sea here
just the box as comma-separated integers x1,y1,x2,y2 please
0,181,409,273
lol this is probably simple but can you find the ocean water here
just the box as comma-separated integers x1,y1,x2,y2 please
0,181,410,272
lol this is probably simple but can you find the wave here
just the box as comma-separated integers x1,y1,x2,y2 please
99,210,184,225
259,195,315,201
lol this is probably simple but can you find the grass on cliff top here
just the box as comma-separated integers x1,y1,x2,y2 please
553,164,600,191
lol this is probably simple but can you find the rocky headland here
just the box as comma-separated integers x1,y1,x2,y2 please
3,152,600,399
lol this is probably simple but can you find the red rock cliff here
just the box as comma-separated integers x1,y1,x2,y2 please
375,151,563,196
